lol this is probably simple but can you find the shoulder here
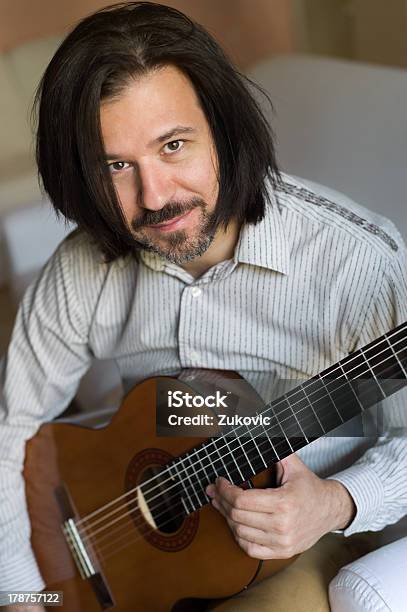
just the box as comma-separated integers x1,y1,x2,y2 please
272,174,407,348
58,229,107,271
274,173,404,262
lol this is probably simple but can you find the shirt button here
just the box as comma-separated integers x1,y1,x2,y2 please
191,287,202,297
189,351,199,361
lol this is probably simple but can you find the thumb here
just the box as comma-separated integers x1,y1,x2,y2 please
276,452,305,485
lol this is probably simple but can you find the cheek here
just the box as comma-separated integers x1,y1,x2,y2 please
178,155,218,200
111,174,140,221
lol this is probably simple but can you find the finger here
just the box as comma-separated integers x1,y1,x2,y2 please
211,496,271,531
212,477,282,513
225,518,271,547
235,538,278,560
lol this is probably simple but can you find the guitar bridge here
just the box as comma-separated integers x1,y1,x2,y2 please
56,485,114,609
63,517,97,579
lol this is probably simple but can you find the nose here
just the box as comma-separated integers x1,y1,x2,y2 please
137,161,175,211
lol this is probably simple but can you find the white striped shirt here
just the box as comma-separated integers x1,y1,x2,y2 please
0,174,406,591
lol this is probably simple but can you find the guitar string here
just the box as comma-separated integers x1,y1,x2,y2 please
73,334,406,553
92,343,407,562
74,329,406,539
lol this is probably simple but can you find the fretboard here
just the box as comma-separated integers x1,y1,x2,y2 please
169,322,407,514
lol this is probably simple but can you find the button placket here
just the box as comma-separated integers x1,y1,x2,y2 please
190,286,202,298
178,284,206,367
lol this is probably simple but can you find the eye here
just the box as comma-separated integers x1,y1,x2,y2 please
108,161,131,174
162,140,185,155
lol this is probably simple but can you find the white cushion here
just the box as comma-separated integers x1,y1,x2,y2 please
0,160,40,215
329,536,407,611
1,201,73,284
247,55,407,240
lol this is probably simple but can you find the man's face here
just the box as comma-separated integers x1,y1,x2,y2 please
100,65,220,264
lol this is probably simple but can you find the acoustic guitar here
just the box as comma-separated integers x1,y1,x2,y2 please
23,322,407,611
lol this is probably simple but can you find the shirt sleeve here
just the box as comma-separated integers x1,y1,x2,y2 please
328,234,407,535
0,238,93,590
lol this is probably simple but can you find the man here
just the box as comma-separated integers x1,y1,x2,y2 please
0,2,406,611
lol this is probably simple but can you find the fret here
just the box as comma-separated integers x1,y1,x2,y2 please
393,334,407,373
207,439,227,479
341,351,367,378
212,437,234,482
219,435,255,481
370,335,407,397
301,377,343,433
181,497,190,515
247,417,281,465
220,433,245,482
340,352,382,412
168,463,194,514
284,387,324,438
233,433,257,477
244,424,268,469
285,395,310,444
395,332,407,376
217,413,263,480
364,340,401,377
258,419,280,462
240,432,271,474
275,397,308,450
201,442,221,483
384,334,407,378
359,347,386,399
184,453,208,507
318,373,345,424
388,325,407,353
336,360,365,418
180,453,202,510
194,447,211,485
264,405,295,457
220,417,279,474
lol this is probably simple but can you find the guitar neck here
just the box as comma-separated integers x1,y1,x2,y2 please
169,322,407,514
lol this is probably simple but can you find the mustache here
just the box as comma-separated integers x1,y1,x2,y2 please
131,198,204,230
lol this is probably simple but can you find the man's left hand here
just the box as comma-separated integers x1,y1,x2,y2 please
206,453,356,560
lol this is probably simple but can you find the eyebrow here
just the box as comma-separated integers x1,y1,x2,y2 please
104,125,197,160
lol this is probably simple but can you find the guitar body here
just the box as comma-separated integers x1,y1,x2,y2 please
24,376,294,611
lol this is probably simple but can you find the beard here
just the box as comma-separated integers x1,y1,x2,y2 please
130,197,217,265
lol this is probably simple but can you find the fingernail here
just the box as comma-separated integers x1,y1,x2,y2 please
206,485,215,498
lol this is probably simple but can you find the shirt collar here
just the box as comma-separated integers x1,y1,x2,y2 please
234,196,290,275
139,250,166,272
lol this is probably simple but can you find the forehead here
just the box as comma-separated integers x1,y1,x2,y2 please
100,65,208,147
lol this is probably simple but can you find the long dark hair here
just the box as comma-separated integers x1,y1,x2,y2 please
34,1,280,261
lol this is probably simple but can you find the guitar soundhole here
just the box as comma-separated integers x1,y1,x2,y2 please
125,448,199,552
141,466,184,533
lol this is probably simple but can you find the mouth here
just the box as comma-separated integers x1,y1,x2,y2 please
146,209,194,232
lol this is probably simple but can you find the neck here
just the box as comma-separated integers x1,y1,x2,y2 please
181,219,240,279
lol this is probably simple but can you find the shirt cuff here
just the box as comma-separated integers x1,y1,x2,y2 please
0,545,45,591
327,463,385,536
